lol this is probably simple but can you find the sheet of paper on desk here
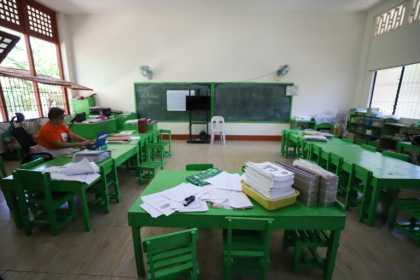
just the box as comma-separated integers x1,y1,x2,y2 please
227,191,253,209
159,183,204,202
113,130,135,136
141,193,175,216
204,172,242,191
43,166,100,184
62,158,98,175
171,199,209,213
140,203,163,218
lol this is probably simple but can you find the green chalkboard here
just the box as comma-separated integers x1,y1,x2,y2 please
214,83,292,122
135,83,211,121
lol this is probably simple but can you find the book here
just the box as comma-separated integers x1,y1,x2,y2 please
107,137,131,142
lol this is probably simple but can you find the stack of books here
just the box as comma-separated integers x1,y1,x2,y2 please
275,162,320,206
244,161,295,199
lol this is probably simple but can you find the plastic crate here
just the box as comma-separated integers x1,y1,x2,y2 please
241,181,299,211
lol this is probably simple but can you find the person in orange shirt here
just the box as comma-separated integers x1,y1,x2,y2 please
38,107,95,158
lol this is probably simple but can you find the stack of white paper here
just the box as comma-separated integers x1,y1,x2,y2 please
73,150,111,163
244,161,295,199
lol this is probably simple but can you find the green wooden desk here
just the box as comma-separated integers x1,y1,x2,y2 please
1,156,100,231
312,143,420,226
1,144,140,232
128,170,346,280
70,118,117,140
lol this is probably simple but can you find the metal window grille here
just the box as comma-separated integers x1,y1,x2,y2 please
0,74,38,119
38,83,66,116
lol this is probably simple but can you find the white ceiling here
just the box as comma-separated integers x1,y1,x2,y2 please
35,0,388,15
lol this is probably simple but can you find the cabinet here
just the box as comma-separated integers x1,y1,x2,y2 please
347,112,397,149
71,97,95,117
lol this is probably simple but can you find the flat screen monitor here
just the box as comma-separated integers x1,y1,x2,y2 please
186,96,211,111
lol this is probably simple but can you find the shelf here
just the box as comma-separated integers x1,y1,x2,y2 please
349,123,383,129
348,130,380,138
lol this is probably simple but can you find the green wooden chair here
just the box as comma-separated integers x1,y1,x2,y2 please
137,143,165,184
389,198,420,247
20,157,44,169
142,228,199,280
285,131,298,158
87,158,119,213
282,200,345,274
345,164,373,223
307,144,326,167
382,150,409,162
186,163,214,171
0,156,7,179
380,150,410,220
342,138,353,144
361,144,377,152
223,217,273,279
13,169,78,236
156,129,172,158
326,152,348,196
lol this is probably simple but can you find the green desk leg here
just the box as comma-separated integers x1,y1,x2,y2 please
2,188,23,229
324,230,341,280
78,190,92,231
367,184,381,227
132,225,145,277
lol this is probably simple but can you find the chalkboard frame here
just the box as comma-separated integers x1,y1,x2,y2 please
134,82,293,123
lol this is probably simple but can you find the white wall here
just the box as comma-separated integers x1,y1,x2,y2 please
354,0,420,124
60,11,366,135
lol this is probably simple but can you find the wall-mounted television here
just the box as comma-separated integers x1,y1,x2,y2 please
186,96,211,111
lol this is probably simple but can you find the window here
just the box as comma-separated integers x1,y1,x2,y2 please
369,63,420,119
374,2,406,36
0,0,67,122
409,0,420,22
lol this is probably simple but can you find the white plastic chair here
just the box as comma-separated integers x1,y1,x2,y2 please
210,116,226,145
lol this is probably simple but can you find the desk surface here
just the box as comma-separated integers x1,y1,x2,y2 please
128,170,346,278
128,170,346,229
315,144,420,181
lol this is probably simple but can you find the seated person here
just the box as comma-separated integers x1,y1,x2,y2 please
38,107,95,158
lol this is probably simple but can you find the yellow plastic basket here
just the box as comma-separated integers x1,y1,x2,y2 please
241,181,299,211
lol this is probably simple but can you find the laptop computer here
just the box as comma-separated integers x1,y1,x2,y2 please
86,130,108,150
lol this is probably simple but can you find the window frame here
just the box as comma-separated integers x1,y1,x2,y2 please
369,64,420,119
0,0,68,122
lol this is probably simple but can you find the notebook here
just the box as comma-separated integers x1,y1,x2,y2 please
87,130,108,149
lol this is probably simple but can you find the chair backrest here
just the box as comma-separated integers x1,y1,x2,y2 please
186,163,214,171
210,116,225,131
158,129,171,143
382,151,409,162
225,216,273,259
11,127,37,154
13,169,52,194
326,152,343,175
142,228,199,280
145,143,164,163
0,156,6,178
349,164,373,187
20,157,45,169
361,144,377,152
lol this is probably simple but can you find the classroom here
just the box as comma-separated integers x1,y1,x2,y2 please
0,0,420,279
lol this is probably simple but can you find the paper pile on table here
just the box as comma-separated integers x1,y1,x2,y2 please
244,161,295,199
275,162,320,206
73,150,111,163
293,159,338,207
140,171,253,218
